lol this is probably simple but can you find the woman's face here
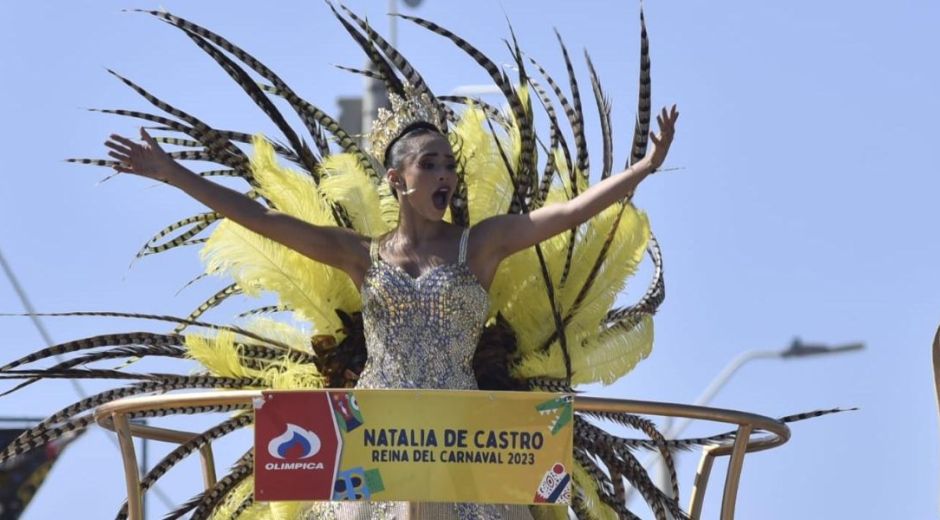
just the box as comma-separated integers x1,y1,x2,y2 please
388,133,457,220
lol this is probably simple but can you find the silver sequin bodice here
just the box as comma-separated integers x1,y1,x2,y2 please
356,229,488,390
310,231,534,519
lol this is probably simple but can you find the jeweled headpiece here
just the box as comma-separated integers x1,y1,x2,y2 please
367,89,446,166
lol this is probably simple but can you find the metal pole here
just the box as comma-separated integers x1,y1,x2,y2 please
634,339,863,506
141,423,148,520
389,0,398,48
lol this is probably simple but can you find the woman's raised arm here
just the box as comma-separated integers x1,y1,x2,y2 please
105,128,370,283
472,105,678,268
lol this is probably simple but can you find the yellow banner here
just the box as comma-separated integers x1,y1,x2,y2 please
335,389,573,504
254,389,573,504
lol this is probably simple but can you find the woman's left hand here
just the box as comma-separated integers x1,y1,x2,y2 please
647,104,679,171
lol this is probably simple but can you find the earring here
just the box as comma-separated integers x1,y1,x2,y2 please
398,181,416,196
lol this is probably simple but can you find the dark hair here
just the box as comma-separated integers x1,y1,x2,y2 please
383,122,444,170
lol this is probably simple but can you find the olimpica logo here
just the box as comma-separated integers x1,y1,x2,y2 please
267,423,321,460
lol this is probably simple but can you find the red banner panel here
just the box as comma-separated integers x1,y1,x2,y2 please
253,391,342,501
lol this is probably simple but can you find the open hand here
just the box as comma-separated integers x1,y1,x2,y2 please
647,104,679,171
104,128,176,182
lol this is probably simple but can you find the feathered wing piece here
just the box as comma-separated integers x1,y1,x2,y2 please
1,5,843,519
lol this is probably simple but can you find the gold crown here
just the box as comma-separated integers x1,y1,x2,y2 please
367,89,446,165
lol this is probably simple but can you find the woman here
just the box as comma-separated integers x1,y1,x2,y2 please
105,107,676,300
103,95,678,519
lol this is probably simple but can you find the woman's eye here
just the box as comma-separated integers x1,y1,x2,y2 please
419,162,434,169
447,163,457,171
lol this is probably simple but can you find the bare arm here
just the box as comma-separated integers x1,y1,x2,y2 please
105,129,370,283
471,105,678,281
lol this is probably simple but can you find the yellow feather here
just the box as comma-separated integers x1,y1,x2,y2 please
201,221,356,335
245,318,325,389
184,330,254,379
454,105,514,225
560,204,650,349
200,138,360,336
319,153,392,237
488,185,571,353
185,317,326,388
243,317,315,350
513,314,653,385
250,136,334,226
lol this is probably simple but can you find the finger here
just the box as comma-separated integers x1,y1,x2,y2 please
140,127,158,147
104,140,132,155
107,150,131,163
656,113,664,130
110,134,136,147
649,131,661,146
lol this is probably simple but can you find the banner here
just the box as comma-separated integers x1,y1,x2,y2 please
253,389,573,505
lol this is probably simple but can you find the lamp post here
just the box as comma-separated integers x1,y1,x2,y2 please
637,338,864,507
661,338,864,442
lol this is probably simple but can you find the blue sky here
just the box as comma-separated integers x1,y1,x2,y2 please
1,1,938,518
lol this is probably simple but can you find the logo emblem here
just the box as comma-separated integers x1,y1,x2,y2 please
268,423,321,460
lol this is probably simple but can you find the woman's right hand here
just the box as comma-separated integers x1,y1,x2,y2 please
105,128,178,183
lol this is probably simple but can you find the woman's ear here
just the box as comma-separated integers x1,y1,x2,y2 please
386,168,404,192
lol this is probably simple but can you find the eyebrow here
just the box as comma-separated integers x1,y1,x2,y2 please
417,152,456,160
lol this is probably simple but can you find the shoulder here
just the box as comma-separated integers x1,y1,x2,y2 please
469,214,521,255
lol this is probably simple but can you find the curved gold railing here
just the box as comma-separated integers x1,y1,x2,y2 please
933,324,940,425
94,391,791,520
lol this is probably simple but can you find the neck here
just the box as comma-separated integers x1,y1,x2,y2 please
394,205,447,245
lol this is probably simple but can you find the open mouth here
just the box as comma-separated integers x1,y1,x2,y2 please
431,187,450,210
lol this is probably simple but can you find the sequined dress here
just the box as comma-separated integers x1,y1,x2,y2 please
311,229,534,520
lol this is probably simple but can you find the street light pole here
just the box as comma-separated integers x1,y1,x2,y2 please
632,338,864,508
661,339,864,441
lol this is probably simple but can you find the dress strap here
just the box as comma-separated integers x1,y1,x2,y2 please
369,236,380,263
458,228,470,264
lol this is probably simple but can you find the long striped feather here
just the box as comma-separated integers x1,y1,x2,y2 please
325,1,404,96
438,95,512,130
503,20,539,206
582,410,679,500
0,376,260,464
153,136,201,147
336,4,444,113
605,231,665,324
173,283,242,334
166,30,319,176
115,414,253,520
86,108,250,175
181,451,253,520
136,212,220,259
629,8,653,167
260,84,379,183
527,77,571,207
584,50,614,179
0,311,291,350
577,418,685,520
571,450,625,520
134,9,328,164
552,30,589,183
0,344,187,398
105,69,250,173
525,57,581,285
0,332,184,372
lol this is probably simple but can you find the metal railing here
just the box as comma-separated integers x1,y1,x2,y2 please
94,391,791,520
